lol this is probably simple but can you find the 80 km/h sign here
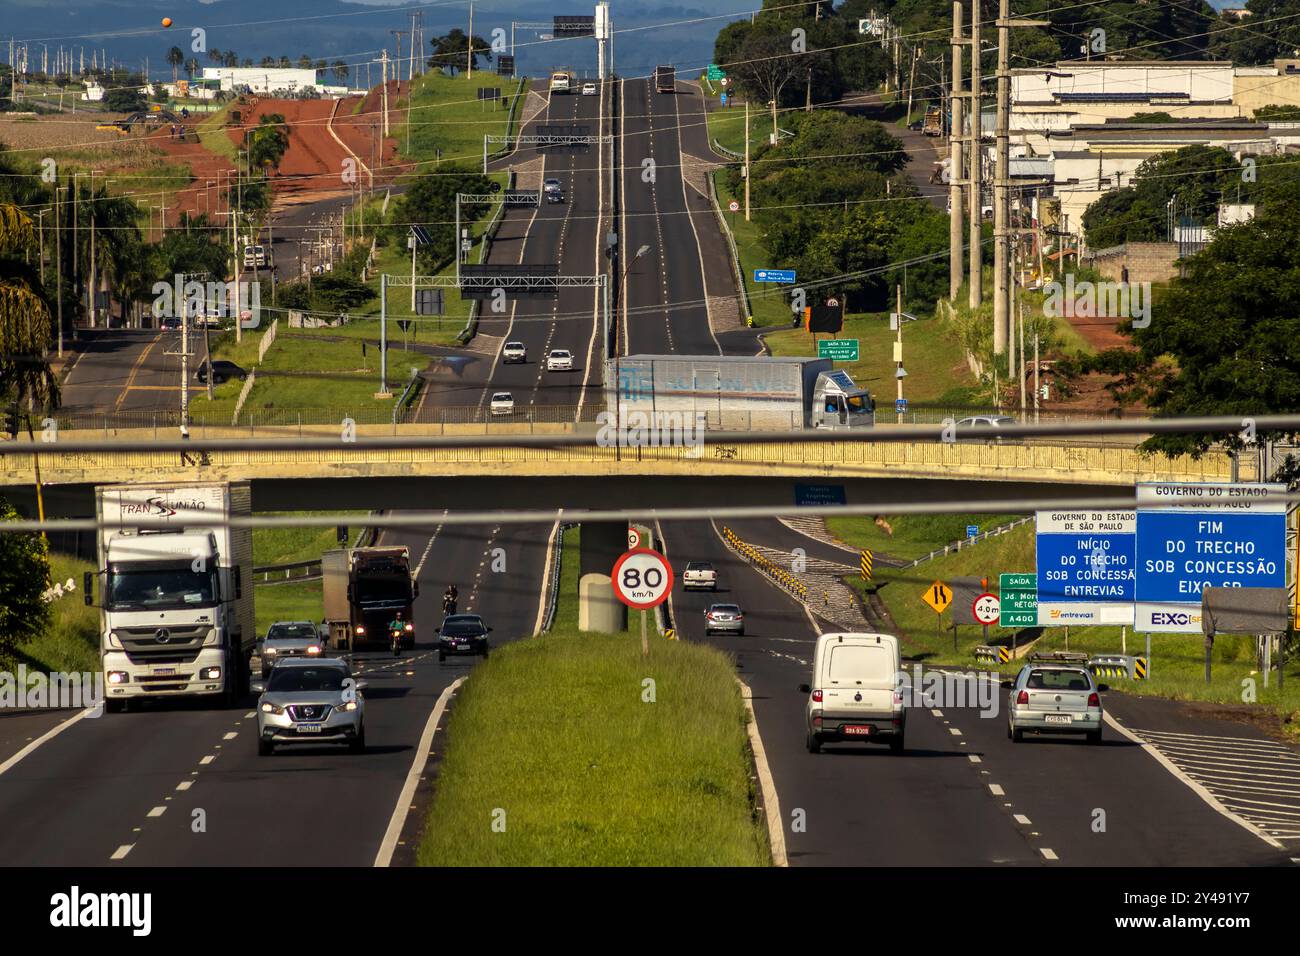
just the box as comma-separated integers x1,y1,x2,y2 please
611,549,674,610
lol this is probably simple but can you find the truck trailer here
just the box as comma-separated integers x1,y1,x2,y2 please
605,355,875,432
89,482,254,712
322,546,417,650
655,65,675,93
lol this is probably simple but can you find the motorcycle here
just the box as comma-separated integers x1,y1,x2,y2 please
442,598,457,617
390,626,403,657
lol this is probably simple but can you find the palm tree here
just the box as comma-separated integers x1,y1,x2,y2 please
208,48,223,66
223,51,239,68
0,203,59,414
184,58,199,81
166,46,184,84
260,56,275,68
278,56,291,69
242,58,253,68
332,60,349,85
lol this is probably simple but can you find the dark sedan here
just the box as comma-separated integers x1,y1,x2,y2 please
437,614,492,662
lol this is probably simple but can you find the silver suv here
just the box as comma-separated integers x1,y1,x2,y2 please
1006,663,1105,744
254,659,366,756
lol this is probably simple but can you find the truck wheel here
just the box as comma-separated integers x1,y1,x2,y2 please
105,699,126,714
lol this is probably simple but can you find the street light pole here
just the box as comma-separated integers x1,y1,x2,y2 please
615,243,650,357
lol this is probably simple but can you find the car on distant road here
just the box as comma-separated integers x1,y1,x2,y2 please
954,415,1017,443
258,620,323,679
581,82,597,96
907,119,924,131
546,349,574,371
195,359,249,385
704,603,744,635
160,316,182,332
254,659,366,756
490,392,515,416
437,614,492,662
682,561,717,591
545,178,565,203
801,632,906,754
1006,662,1105,744
502,341,527,364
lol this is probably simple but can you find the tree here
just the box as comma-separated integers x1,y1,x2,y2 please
208,48,223,66
278,56,291,69
166,46,184,84
401,167,493,268
103,84,145,112
333,60,350,84
246,114,290,175
298,55,314,70
0,201,59,413
184,58,199,81
428,30,492,70
0,495,51,662
722,29,805,113
223,52,239,68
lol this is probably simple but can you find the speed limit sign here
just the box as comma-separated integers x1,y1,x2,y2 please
728,200,740,212
972,593,1000,625
628,527,642,549
611,549,674,610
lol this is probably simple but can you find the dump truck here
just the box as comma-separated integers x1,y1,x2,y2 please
89,482,255,712
322,546,418,650
605,355,875,432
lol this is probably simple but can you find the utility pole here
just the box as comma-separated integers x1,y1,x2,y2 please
87,169,96,329
54,184,63,357
744,100,751,221
381,51,390,137
896,284,905,424
467,2,474,78
949,1,965,300
968,2,981,312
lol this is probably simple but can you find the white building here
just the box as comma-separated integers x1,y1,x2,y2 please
201,67,319,95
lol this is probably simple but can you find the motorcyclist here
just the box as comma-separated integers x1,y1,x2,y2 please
389,611,406,655
442,585,458,616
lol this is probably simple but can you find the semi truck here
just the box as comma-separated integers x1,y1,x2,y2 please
605,355,875,431
655,65,675,93
88,482,254,712
322,546,417,650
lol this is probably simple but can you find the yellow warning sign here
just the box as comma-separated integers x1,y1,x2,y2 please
921,580,953,614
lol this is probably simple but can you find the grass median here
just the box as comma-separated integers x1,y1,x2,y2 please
416,627,768,866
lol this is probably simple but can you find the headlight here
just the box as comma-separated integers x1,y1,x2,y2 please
265,646,277,655
200,666,221,680
261,701,285,715
107,670,128,684
339,700,358,712
355,625,366,635
404,623,413,632
306,645,321,655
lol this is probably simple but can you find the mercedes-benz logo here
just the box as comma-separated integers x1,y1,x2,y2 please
155,628,171,644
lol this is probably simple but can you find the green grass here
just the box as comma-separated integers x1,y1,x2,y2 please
397,72,526,169
859,523,1300,717
253,513,365,567
825,513,1022,562
416,627,768,866
254,580,321,634
711,171,791,328
549,527,638,636
764,311,981,406
11,553,100,674
196,104,238,164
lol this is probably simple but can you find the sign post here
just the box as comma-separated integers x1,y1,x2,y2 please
611,548,674,656
921,580,953,639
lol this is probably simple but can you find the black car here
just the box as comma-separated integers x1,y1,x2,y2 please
438,614,492,662
196,359,249,385
160,316,182,332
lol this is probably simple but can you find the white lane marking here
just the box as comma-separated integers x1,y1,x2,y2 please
1014,813,1032,825
1040,847,1059,861
968,755,982,764
374,676,467,867
989,784,1005,796
1106,714,1285,849
0,707,96,778
931,709,944,717
199,755,215,765
147,806,167,818
110,844,133,861
222,732,237,741
244,711,256,718
739,676,787,867
949,727,962,736
175,781,193,792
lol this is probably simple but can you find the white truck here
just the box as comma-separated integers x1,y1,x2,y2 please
87,482,255,712
605,355,876,431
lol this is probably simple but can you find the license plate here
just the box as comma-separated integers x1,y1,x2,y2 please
1044,714,1072,725
843,725,873,736
297,724,322,734
152,667,176,676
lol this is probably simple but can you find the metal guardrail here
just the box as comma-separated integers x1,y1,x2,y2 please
712,137,743,161
458,169,515,346
719,525,808,603
540,521,576,633
705,171,755,327
254,558,321,583
903,516,1034,569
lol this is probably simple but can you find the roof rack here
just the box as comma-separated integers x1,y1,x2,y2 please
1028,651,1089,665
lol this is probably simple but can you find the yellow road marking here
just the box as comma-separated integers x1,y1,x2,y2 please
114,337,160,412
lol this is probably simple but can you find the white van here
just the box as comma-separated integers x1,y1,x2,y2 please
549,72,571,94
800,632,905,753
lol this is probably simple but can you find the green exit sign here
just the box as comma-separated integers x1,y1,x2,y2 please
817,339,859,362
999,572,1037,627
707,64,726,80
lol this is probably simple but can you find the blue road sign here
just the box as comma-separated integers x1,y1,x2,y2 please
895,398,908,414
720,92,728,106
795,483,847,507
1135,482,1287,632
754,268,796,284
1035,511,1136,626
966,525,979,539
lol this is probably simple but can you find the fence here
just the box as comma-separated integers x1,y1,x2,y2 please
230,369,257,426
540,521,576,633
258,317,279,363
901,516,1035,569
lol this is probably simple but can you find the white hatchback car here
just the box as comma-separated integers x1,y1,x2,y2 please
1006,663,1105,743
581,82,597,96
800,632,905,753
546,349,574,371
490,392,515,416
502,341,527,364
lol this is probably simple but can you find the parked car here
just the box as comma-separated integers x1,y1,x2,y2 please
490,392,515,416
438,614,492,662
581,82,597,96
682,561,717,591
502,341,527,364
258,620,323,679
195,360,248,385
1006,662,1105,744
800,632,906,753
954,415,1017,443
546,349,574,372
704,603,744,635
254,659,366,756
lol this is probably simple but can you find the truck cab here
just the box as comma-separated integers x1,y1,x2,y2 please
808,369,875,430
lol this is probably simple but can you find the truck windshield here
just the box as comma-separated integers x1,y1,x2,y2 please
107,566,218,610
846,394,873,414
